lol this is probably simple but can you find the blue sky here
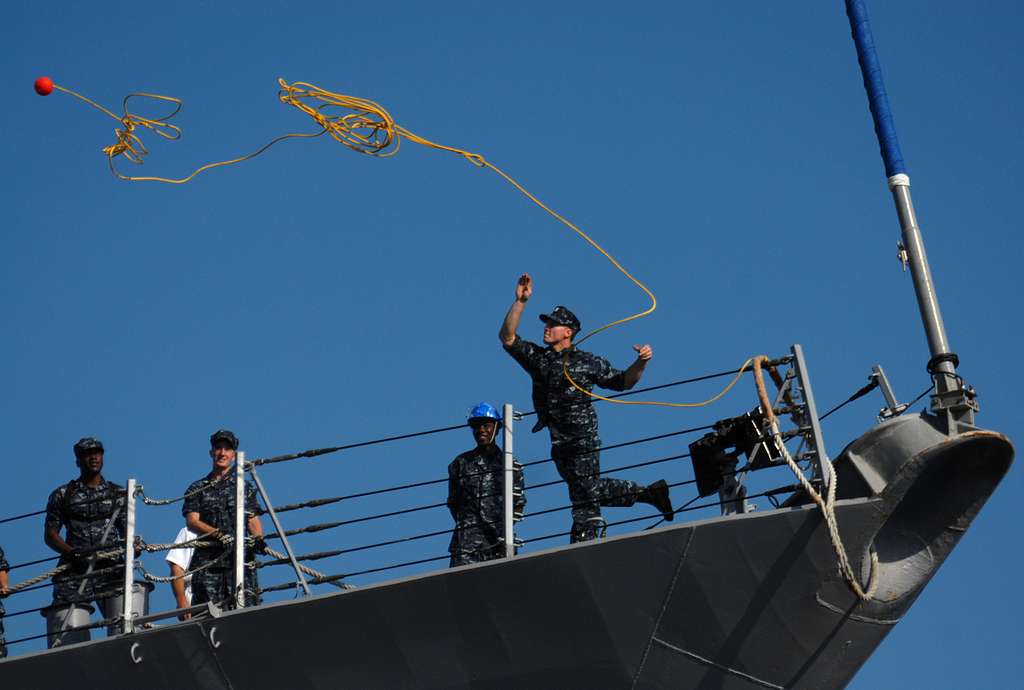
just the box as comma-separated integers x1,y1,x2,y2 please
2,1,1021,685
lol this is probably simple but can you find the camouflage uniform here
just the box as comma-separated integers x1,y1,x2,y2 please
45,479,127,607
1,545,8,658
504,335,643,542
447,443,526,567
182,474,261,609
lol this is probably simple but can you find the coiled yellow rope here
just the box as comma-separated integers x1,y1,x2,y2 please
50,82,326,183
48,77,748,408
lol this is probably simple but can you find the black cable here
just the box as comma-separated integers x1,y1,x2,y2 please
262,478,702,568
2,616,121,648
259,526,454,569
265,424,712,521
271,476,450,514
266,463,705,544
261,455,701,567
6,555,60,572
819,379,880,421
525,452,692,491
251,422,469,467
259,474,790,590
0,508,47,525
344,554,451,579
271,450,692,516
264,500,450,540
0,489,127,527
895,385,934,416
519,424,715,467
260,553,453,594
261,453,751,568
0,603,52,621
518,478,696,521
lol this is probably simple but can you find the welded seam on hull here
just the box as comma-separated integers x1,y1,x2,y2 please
199,623,237,690
814,593,900,625
630,528,695,689
650,637,786,690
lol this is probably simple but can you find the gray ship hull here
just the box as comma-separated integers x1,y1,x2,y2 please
0,414,1011,689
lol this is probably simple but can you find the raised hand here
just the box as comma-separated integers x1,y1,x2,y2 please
633,344,653,362
515,273,533,303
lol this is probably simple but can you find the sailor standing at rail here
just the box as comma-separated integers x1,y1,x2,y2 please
447,403,526,567
182,430,265,609
499,274,674,542
43,437,128,639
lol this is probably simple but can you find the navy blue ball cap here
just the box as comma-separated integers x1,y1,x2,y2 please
73,437,104,456
539,305,580,334
210,429,240,450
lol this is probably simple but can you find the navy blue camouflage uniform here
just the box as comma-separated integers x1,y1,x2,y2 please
1,545,8,658
182,475,262,608
447,443,526,566
45,479,127,607
504,335,644,542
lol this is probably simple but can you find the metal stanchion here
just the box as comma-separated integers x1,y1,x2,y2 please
234,452,246,609
121,479,137,633
502,403,515,559
249,463,311,596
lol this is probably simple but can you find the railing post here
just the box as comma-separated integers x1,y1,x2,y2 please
791,345,831,488
234,452,246,609
121,478,137,634
249,463,311,596
502,403,515,559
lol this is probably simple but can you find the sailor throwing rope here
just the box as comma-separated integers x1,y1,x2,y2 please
500,274,674,542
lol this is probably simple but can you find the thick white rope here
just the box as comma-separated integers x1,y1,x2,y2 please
263,546,355,591
753,356,878,601
5,548,125,594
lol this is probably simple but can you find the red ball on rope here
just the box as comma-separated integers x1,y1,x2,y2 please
34,76,54,96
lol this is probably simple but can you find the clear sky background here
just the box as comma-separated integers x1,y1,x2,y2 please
2,1,1021,686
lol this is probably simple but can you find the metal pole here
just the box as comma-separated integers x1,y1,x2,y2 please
889,180,955,390
502,403,515,559
248,463,311,596
121,479,136,634
234,452,246,609
844,0,970,422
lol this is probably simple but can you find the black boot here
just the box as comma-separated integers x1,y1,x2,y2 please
640,479,674,521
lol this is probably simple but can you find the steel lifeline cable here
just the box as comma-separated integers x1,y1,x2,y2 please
34,75,754,408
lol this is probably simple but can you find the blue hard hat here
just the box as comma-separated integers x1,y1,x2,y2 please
467,402,501,425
